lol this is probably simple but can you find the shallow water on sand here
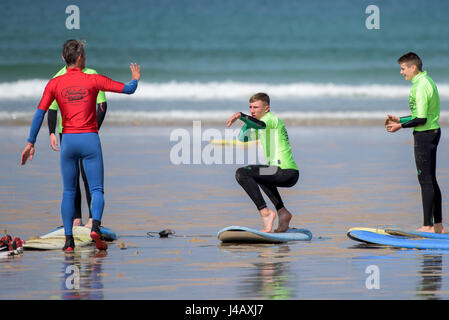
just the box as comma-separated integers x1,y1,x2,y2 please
1,125,449,299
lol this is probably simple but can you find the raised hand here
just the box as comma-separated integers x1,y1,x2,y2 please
226,112,242,127
130,63,141,81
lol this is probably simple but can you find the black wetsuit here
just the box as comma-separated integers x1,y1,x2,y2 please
235,112,299,211
235,165,299,210
399,70,442,227
413,128,442,226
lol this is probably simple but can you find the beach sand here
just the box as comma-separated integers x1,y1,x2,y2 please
1,124,449,299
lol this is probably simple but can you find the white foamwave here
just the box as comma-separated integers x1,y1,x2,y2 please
3,110,449,124
106,110,449,121
0,111,34,120
2,79,449,100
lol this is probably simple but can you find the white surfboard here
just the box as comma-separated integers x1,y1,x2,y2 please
23,236,92,250
24,225,118,250
24,226,93,250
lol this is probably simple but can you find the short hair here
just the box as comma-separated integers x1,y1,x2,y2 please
249,92,270,106
62,39,86,66
397,52,422,71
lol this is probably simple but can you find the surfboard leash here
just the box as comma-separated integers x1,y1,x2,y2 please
146,229,214,238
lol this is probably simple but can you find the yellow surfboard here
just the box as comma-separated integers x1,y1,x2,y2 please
209,139,257,146
23,236,92,250
24,226,93,250
346,227,390,235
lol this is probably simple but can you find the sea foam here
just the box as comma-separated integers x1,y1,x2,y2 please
2,79,449,100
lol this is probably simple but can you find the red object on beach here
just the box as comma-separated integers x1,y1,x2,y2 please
90,231,108,250
0,234,24,257
1,235,12,244
14,237,24,248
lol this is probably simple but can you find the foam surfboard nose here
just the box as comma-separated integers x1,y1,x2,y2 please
217,226,312,243
40,226,117,241
347,227,449,250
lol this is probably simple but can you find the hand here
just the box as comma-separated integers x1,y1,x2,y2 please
384,114,400,126
21,142,35,165
386,122,402,133
130,63,141,81
226,112,242,127
49,133,60,151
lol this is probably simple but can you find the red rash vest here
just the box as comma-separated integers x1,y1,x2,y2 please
37,68,124,133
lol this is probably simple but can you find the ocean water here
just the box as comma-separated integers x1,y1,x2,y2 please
1,0,449,122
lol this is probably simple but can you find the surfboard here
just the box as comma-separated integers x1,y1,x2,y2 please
385,228,449,240
23,236,92,250
23,226,117,250
209,139,257,146
217,226,312,243
40,226,117,241
347,227,389,235
347,229,449,250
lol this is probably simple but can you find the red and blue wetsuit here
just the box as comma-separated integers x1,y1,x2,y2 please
27,67,138,236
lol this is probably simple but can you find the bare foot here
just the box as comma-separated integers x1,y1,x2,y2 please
434,223,445,234
73,218,82,226
417,226,435,233
274,207,292,233
259,208,276,233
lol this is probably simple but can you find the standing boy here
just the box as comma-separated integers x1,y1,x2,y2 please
385,52,443,233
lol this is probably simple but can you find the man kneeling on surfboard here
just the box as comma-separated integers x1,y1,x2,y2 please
226,93,299,233
21,39,141,251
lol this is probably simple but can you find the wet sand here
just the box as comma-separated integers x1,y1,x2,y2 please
1,125,449,299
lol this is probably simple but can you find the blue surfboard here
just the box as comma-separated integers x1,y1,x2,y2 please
218,226,312,243
347,230,449,250
41,226,118,241
385,228,449,240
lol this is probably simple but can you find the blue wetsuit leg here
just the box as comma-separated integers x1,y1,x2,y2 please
80,134,104,223
60,134,80,236
60,133,104,236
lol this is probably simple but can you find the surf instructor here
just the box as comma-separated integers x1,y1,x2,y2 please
385,52,443,233
226,93,299,233
48,64,108,229
21,39,141,251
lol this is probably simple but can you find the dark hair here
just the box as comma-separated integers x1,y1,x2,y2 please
62,39,85,66
249,92,270,106
397,52,422,71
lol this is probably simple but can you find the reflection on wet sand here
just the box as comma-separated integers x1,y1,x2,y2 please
60,249,107,300
349,243,445,300
415,254,443,300
219,244,294,299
